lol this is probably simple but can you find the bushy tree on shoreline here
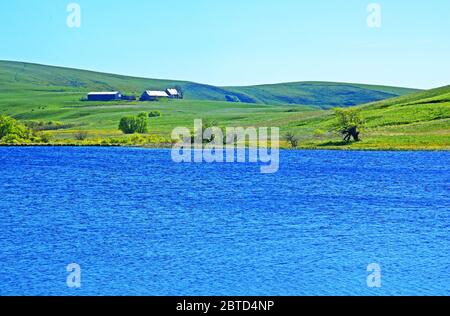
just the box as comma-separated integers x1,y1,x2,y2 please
332,108,364,143
0,115,33,143
285,132,299,148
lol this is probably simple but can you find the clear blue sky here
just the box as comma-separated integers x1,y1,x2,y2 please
1,0,449,88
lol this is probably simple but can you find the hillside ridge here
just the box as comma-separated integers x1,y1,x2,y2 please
0,60,419,108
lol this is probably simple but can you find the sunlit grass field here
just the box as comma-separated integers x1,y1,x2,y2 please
0,61,448,150
2,92,448,150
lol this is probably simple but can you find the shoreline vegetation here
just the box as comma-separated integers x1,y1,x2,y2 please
0,61,449,152
1,103,448,151
1,109,448,151
0,129,450,151
1,145,449,152
0,113,448,151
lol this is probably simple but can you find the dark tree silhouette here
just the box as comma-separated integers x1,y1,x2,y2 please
332,108,364,142
175,85,184,99
285,132,299,148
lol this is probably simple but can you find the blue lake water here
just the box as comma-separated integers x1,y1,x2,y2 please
0,147,449,296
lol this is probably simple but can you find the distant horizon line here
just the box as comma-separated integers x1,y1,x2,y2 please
0,59,430,91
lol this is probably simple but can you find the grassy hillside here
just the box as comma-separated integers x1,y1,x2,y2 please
286,85,450,150
226,82,418,107
0,85,448,150
0,60,447,150
0,60,418,108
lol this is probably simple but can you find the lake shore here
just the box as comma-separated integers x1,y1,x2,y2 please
1,142,449,152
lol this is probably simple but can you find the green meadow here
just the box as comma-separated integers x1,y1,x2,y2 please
0,61,449,150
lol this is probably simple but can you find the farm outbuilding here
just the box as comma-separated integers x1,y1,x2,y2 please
87,91,123,101
140,90,169,101
166,88,180,99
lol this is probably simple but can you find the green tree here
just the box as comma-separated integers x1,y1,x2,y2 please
74,131,89,141
332,108,364,142
119,116,137,134
136,113,149,133
0,115,32,142
175,85,184,99
198,120,219,144
37,132,52,143
285,132,299,148
119,113,149,134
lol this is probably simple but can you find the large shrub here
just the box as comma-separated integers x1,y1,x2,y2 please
118,113,149,134
0,115,32,143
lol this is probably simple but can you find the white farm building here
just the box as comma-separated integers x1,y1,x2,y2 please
140,88,181,101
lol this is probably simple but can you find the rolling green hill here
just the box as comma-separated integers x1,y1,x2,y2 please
0,60,447,150
0,60,418,109
287,85,450,150
225,82,418,107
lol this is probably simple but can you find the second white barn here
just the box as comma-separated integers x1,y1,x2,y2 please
166,88,180,99
140,90,169,101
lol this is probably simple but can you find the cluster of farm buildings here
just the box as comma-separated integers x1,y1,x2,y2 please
86,88,182,102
